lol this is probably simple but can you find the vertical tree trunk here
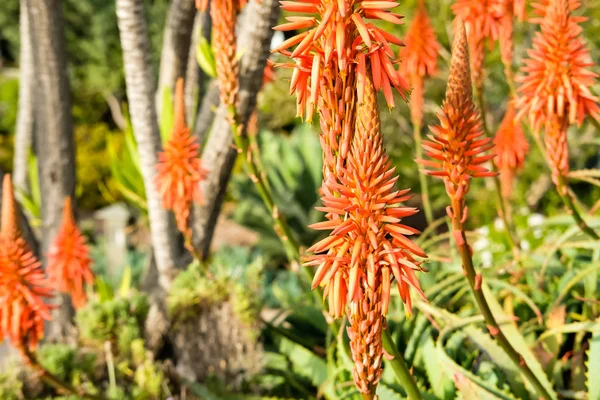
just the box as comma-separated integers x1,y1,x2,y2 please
13,0,36,197
116,0,181,291
155,0,197,121
27,0,76,340
191,0,280,257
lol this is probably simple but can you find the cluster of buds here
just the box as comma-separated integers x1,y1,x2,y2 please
47,197,95,309
0,175,52,352
516,0,599,188
155,78,208,242
274,0,426,395
419,19,497,221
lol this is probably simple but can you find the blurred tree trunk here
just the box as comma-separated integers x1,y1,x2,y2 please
156,0,197,121
116,0,182,291
13,0,36,197
191,0,280,257
27,0,76,341
184,10,211,129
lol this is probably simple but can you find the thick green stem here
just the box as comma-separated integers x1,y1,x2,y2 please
23,348,101,400
449,200,553,400
413,122,433,224
382,329,423,400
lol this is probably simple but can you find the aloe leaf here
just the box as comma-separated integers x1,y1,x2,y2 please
422,336,455,399
196,36,217,78
482,284,558,400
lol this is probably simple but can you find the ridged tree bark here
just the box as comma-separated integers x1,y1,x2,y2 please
27,0,76,340
156,0,197,121
116,0,182,291
13,0,36,197
191,0,280,257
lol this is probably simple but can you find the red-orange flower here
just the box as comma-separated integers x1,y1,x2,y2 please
155,78,208,237
274,0,410,117
400,0,440,125
307,68,425,395
516,0,600,133
530,0,579,22
494,101,529,198
419,19,496,216
47,197,94,309
0,174,52,352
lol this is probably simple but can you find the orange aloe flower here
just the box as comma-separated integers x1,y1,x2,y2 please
530,0,579,22
494,101,529,198
155,78,208,238
516,0,599,134
0,175,52,352
400,0,440,125
307,69,426,395
418,19,496,217
274,0,410,181
198,0,247,109
47,197,94,309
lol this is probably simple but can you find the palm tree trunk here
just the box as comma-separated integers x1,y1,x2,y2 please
13,0,36,197
191,0,280,257
156,0,197,121
27,0,76,340
116,0,182,291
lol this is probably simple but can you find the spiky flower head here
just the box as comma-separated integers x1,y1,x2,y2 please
274,0,410,118
493,101,529,198
530,0,579,22
47,197,94,309
400,0,440,125
307,68,425,395
198,0,247,108
516,0,600,133
0,174,52,352
155,79,208,238
418,19,496,215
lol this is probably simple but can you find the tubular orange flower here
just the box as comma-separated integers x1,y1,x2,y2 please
47,197,94,310
0,174,52,352
199,0,247,108
516,0,599,134
155,78,208,238
418,19,496,216
307,69,425,395
494,101,529,198
530,0,578,22
400,0,440,125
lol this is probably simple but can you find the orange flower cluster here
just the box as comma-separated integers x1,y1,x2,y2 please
47,197,94,309
516,0,599,132
419,19,496,216
274,0,410,117
0,175,52,352
155,79,208,238
198,0,247,108
530,0,578,22
400,0,440,125
307,65,426,396
516,0,599,184
494,102,529,198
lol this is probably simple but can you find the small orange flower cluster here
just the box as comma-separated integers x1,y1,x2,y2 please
155,79,208,239
494,102,528,198
419,20,496,216
47,197,94,309
516,0,599,186
400,0,440,125
198,0,248,109
0,175,52,352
